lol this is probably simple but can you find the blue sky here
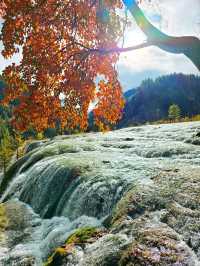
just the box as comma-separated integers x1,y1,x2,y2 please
117,0,200,90
0,0,200,91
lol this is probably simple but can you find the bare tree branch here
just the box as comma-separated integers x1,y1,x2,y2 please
74,41,152,54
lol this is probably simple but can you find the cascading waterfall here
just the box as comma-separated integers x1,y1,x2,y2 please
1,122,200,265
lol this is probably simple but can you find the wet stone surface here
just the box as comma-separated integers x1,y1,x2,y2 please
0,122,200,265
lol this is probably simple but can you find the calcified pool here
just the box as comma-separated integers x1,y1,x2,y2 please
0,122,200,265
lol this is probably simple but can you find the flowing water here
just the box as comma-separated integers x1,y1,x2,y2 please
0,121,200,265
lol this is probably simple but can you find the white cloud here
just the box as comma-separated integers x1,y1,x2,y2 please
117,0,200,90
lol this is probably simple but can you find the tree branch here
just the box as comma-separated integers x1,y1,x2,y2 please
122,0,200,71
89,42,152,54
73,41,152,55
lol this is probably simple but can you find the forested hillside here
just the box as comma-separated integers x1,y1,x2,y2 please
0,79,10,121
120,74,200,127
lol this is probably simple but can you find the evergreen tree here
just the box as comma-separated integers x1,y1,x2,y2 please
12,130,24,160
0,122,13,174
168,104,181,121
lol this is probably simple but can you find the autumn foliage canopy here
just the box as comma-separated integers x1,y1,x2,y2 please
0,0,126,132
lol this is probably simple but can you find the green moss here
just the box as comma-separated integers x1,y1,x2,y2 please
66,226,100,245
44,247,67,266
0,204,8,229
0,204,8,242
44,227,103,266
0,154,30,197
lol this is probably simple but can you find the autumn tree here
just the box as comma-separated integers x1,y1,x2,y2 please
0,0,199,132
0,0,125,132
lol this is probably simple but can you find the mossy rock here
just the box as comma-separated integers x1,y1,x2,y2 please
0,203,8,242
111,169,200,230
0,154,29,197
112,169,200,264
161,202,200,252
0,204,8,230
44,227,105,266
44,247,67,266
111,184,172,228
119,226,192,266
66,226,101,245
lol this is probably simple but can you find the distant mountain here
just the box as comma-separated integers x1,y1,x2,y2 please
119,73,200,127
124,88,137,100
